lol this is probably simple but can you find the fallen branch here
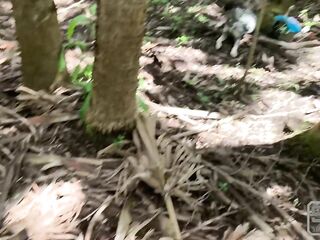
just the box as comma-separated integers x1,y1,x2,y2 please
230,188,275,239
205,162,315,240
241,0,267,82
259,36,320,49
271,201,314,240
0,105,37,137
84,196,113,240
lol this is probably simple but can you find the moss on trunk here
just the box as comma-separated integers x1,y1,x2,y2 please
12,0,63,91
86,0,147,133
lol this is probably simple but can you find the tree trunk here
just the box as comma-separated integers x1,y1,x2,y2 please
12,0,63,91
87,0,147,133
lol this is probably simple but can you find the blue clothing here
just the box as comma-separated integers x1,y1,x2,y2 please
274,15,302,33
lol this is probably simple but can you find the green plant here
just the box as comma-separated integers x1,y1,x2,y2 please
137,96,149,113
58,48,67,74
176,35,190,45
65,4,97,50
196,14,209,23
197,91,210,104
184,79,197,87
171,15,184,29
113,134,125,146
71,64,93,121
299,9,320,28
67,15,91,40
64,40,88,50
143,35,153,43
218,181,229,192
138,77,146,90
277,82,300,92
187,6,201,14
89,3,97,16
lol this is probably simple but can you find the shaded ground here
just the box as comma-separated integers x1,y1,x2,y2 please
1,0,320,239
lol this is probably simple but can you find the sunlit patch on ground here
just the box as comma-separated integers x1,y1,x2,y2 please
4,180,85,240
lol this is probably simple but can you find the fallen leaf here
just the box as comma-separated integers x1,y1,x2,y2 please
0,40,17,50
223,223,250,240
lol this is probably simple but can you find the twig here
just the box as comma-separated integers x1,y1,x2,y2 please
16,86,59,104
230,188,275,238
205,162,315,240
0,105,37,137
271,202,314,240
258,36,320,49
182,210,238,238
241,0,268,83
205,162,265,198
294,159,318,196
84,196,113,240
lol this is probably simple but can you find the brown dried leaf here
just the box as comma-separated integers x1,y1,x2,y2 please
223,223,250,240
244,230,272,240
115,202,132,240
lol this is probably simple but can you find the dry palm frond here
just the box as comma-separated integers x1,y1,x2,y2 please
114,199,159,240
223,223,273,240
132,114,206,204
3,180,85,240
125,113,207,240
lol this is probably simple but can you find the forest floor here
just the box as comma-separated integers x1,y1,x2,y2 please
1,0,320,239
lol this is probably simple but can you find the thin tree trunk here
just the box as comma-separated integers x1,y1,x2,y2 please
12,0,63,91
87,0,147,132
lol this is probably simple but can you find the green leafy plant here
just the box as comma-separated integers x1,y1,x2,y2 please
171,15,184,29
58,48,67,73
277,82,300,92
218,181,229,192
137,96,149,113
64,40,88,51
299,9,320,28
67,15,91,40
196,14,209,23
65,4,97,50
197,91,210,105
113,134,125,146
187,6,201,14
71,64,93,121
176,35,190,45
138,77,146,90
89,3,97,16
183,75,199,87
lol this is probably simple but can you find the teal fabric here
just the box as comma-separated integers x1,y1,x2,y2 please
274,15,302,33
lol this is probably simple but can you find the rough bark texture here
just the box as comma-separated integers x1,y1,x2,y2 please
87,0,147,133
12,0,62,91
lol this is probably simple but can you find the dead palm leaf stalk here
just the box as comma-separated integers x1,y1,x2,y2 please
127,113,206,239
134,114,182,240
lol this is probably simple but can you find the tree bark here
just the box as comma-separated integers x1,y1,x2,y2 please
12,0,63,91
87,0,147,133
